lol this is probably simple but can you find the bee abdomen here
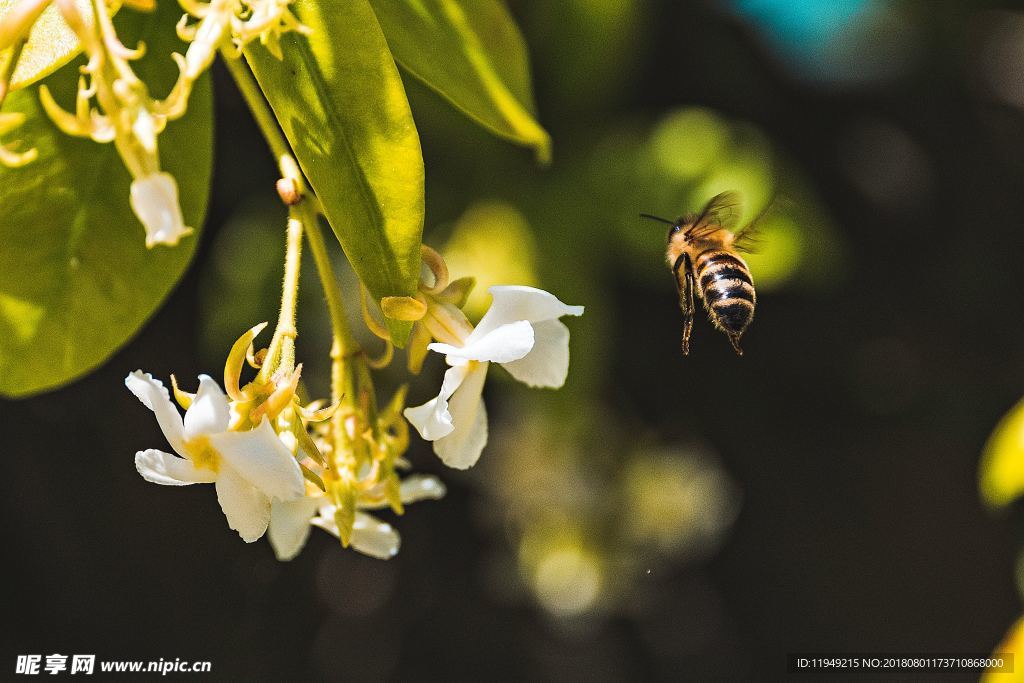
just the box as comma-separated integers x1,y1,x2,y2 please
696,251,756,334
711,300,755,334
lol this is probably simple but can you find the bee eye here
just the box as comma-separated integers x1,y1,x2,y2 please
668,225,682,239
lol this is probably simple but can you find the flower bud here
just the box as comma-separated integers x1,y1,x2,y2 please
129,172,193,248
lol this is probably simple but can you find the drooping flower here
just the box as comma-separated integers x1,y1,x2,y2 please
268,475,446,560
127,370,304,542
129,172,192,247
404,286,584,469
39,0,195,247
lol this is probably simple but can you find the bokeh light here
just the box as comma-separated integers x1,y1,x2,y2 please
651,108,731,181
623,449,740,557
440,201,540,320
478,407,739,621
976,11,1024,111
527,535,604,618
725,0,920,85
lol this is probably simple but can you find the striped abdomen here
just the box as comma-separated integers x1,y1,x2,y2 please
694,249,756,340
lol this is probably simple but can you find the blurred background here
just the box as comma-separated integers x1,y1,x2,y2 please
5,0,1024,678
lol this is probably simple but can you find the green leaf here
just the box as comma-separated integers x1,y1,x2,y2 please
246,0,424,346
367,0,551,163
0,3,213,397
980,397,1024,509
0,0,117,90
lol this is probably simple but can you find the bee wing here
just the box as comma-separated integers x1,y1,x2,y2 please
732,230,763,254
733,195,787,253
703,191,743,226
686,191,743,240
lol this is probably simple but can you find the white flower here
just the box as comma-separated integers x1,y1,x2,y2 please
129,172,193,248
267,475,447,560
404,286,584,469
126,370,304,542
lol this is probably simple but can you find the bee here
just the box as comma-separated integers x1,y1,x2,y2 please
641,192,762,356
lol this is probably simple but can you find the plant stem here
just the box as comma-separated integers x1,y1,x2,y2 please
222,50,296,182
259,214,303,381
301,200,360,372
222,50,361,394
303,199,363,469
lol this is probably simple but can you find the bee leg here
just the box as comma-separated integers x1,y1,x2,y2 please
673,252,695,355
728,333,744,356
683,267,695,355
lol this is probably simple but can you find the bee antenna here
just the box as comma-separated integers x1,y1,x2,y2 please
639,213,677,226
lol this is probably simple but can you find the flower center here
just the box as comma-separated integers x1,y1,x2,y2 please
185,436,221,473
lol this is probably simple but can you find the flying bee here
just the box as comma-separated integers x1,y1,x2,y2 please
641,192,762,356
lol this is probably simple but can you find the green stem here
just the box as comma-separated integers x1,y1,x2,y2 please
223,49,368,467
304,201,364,470
222,50,295,181
223,50,360,368
259,214,303,381
302,200,360,366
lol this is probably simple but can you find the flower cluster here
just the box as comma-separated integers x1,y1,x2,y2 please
128,323,445,558
0,0,305,246
268,375,447,561
6,0,586,566
36,0,196,247
128,246,584,561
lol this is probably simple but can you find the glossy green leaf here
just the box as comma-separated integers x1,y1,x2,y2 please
0,0,118,90
0,3,213,397
367,0,550,163
246,0,424,346
980,397,1024,508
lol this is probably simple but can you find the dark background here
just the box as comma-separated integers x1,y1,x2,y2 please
4,0,1024,679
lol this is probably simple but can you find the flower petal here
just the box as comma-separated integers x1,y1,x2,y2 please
208,419,304,502
399,475,447,504
358,474,450,511
183,375,231,440
129,172,193,248
344,512,402,559
469,286,584,342
500,319,572,388
429,320,534,364
125,371,186,455
135,449,217,485
310,505,339,534
268,496,324,561
311,509,401,559
215,465,271,542
403,364,471,441
433,362,489,469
